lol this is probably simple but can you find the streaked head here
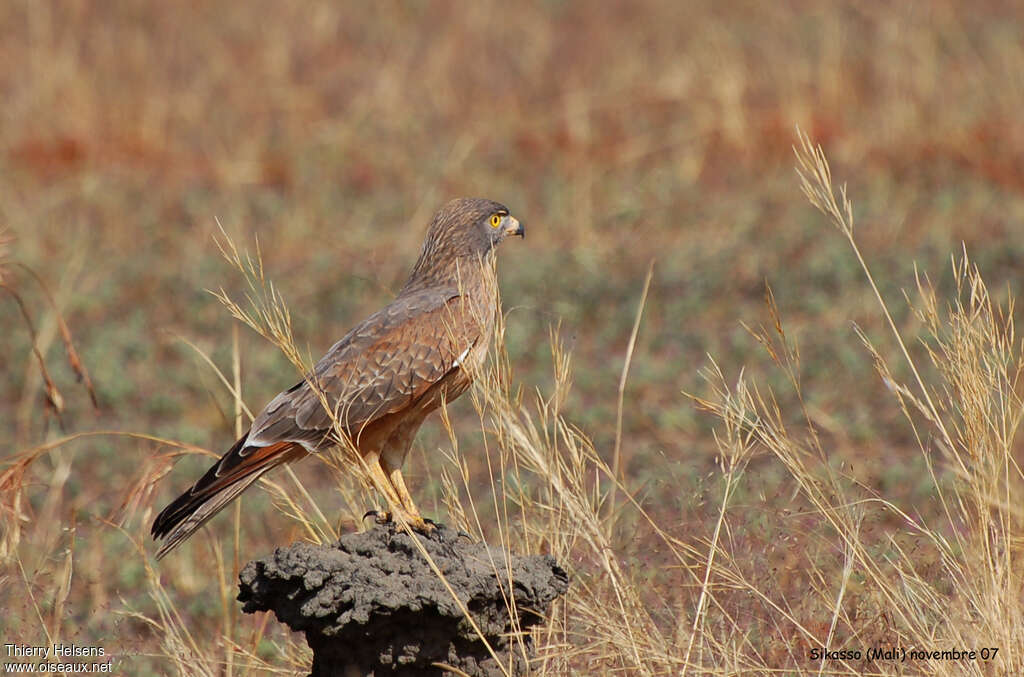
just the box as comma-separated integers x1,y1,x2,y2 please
406,197,524,288
427,197,523,252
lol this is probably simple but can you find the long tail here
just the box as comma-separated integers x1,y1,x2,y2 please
151,434,304,559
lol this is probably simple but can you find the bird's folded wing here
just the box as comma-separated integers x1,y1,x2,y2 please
245,286,481,450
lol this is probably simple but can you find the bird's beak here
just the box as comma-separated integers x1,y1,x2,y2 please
504,216,525,239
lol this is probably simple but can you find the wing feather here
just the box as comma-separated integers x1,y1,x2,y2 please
246,286,481,450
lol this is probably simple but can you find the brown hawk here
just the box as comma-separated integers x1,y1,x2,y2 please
152,198,523,559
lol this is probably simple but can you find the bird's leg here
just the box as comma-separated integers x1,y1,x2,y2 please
382,460,419,515
362,450,406,519
360,451,432,532
380,458,434,533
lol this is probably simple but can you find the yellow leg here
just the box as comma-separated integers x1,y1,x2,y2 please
381,458,434,532
363,451,404,511
382,461,419,516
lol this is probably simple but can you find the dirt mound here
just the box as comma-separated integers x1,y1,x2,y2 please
238,524,568,676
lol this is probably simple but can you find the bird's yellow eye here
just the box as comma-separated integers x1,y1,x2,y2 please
489,214,502,228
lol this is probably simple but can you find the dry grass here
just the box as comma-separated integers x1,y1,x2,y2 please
3,1,1024,675
676,135,1024,674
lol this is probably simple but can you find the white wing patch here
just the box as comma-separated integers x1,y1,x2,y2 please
453,346,471,368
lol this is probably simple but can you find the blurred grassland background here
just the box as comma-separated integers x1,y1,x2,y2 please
2,0,1024,674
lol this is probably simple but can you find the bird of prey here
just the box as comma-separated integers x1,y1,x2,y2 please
152,197,524,559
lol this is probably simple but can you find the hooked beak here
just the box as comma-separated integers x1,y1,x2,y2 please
504,216,525,239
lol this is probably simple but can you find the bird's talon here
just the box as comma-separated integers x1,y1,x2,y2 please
362,509,394,526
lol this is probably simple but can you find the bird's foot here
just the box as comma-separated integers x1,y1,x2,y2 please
362,509,440,536
362,508,389,526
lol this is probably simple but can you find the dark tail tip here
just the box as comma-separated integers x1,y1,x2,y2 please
151,490,199,540
151,434,249,543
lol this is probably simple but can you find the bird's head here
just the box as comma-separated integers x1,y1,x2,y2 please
406,197,524,289
430,197,524,253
